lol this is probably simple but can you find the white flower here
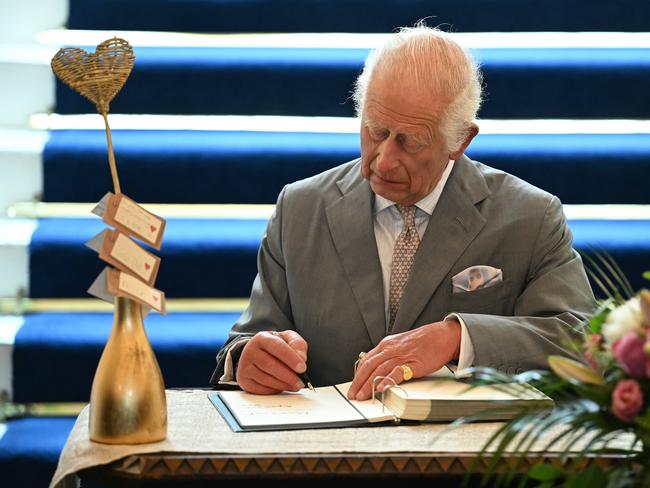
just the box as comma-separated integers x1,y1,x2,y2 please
601,297,644,345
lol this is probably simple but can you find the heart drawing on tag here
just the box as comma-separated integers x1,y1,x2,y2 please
51,38,135,113
152,295,159,302
150,225,157,233
144,263,151,270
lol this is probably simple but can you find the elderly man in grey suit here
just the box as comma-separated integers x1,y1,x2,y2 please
209,26,594,401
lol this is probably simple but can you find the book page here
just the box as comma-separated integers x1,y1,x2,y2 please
391,378,547,401
335,383,396,423
218,386,366,428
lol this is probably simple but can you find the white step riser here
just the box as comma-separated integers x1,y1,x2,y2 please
0,62,55,128
0,0,67,42
0,130,46,215
0,219,36,298
0,316,24,402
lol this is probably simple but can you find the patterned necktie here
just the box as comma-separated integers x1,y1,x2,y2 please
388,205,420,333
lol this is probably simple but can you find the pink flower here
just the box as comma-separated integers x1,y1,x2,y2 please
611,379,643,422
584,350,599,370
612,331,649,378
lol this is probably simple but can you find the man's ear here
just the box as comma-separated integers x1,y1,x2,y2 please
449,123,479,160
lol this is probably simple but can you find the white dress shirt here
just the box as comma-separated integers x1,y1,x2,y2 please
372,160,475,372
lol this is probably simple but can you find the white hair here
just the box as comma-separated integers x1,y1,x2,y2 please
353,25,482,152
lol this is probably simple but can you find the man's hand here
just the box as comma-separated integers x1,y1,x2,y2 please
347,319,461,400
236,330,309,395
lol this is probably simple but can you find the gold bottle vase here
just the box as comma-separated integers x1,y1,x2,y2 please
89,297,167,444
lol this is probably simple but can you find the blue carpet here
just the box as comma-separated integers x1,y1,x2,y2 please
12,312,236,403
29,218,266,298
55,47,650,119
28,218,650,298
43,131,650,205
0,417,75,487
67,0,650,33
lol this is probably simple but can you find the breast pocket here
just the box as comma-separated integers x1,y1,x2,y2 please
449,280,513,315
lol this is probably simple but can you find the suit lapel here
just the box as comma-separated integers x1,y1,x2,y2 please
391,156,490,334
325,162,386,347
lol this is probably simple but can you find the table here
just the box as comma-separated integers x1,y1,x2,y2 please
51,390,629,487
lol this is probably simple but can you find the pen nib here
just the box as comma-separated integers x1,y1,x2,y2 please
307,382,315,392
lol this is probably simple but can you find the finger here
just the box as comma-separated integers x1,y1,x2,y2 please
238,376,283,395
247,347,304,389
250,363,303,392
353,360,400,401
277,330,308,362
347,348,381,398
348,348,396,399
375,364,408,393
259,331,307,373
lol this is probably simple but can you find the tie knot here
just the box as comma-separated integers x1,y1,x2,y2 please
397,205,417,227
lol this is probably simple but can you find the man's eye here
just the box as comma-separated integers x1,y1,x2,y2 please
368,128,388,141
401,137,426,154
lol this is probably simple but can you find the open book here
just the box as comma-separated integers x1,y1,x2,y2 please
209,367,553,432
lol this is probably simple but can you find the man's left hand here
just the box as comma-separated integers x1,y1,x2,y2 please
347,319,461,401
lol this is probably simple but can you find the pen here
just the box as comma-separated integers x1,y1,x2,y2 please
299,371,316,392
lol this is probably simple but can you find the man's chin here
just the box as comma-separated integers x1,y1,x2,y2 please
369,181,406,203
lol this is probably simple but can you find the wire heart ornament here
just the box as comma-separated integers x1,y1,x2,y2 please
51,37,135,114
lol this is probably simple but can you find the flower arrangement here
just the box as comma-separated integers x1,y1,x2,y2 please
462,264,650,487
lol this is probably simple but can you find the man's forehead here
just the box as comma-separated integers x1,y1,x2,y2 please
365,73,446,122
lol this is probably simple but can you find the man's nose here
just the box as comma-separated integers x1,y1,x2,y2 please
374,139,400,173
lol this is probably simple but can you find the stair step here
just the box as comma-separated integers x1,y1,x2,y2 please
42,130,650,205
0,417,76,487
66,0,650,33
29,218,266,298
12,311,236,403
54,47,650,119
26,217,650,299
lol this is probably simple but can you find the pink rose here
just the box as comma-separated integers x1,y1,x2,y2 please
612,331,649,378
611,379,643,422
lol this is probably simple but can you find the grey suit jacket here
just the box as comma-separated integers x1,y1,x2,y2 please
209,156,594,387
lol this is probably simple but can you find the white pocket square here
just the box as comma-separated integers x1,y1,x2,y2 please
452,265,503,293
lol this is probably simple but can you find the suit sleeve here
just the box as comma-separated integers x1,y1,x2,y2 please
455,196,595,374
209,186,295,386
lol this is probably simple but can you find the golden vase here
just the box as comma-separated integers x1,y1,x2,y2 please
89,297,167,444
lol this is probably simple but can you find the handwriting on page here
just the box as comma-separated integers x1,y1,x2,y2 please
114,196,163,244
218,387,366,427
109,232,158,284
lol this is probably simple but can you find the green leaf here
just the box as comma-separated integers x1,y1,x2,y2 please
528,463,562,481
566,465,607,488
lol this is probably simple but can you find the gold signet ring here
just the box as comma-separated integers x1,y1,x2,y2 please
400,365,413,381
358,352,367,360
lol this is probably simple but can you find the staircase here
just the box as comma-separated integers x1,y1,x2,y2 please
1,1,650,486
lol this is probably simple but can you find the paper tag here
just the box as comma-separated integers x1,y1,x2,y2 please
87,267,113,303
87,267,154,316
85,229,109,253
97,230,160,286
107,268,167,314
103,193,165,249
91,192,111,218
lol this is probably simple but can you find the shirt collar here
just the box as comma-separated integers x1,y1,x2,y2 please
373,159,455,216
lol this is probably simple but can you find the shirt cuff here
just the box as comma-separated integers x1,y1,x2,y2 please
444,313,475,378
219,337,251,385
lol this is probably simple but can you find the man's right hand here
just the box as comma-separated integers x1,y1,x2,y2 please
235,330,308,394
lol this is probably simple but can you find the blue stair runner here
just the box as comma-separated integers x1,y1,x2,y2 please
67,0,650,33
0,418,77,488
44,130,650,205
12,312,237,403
55,47,650,119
